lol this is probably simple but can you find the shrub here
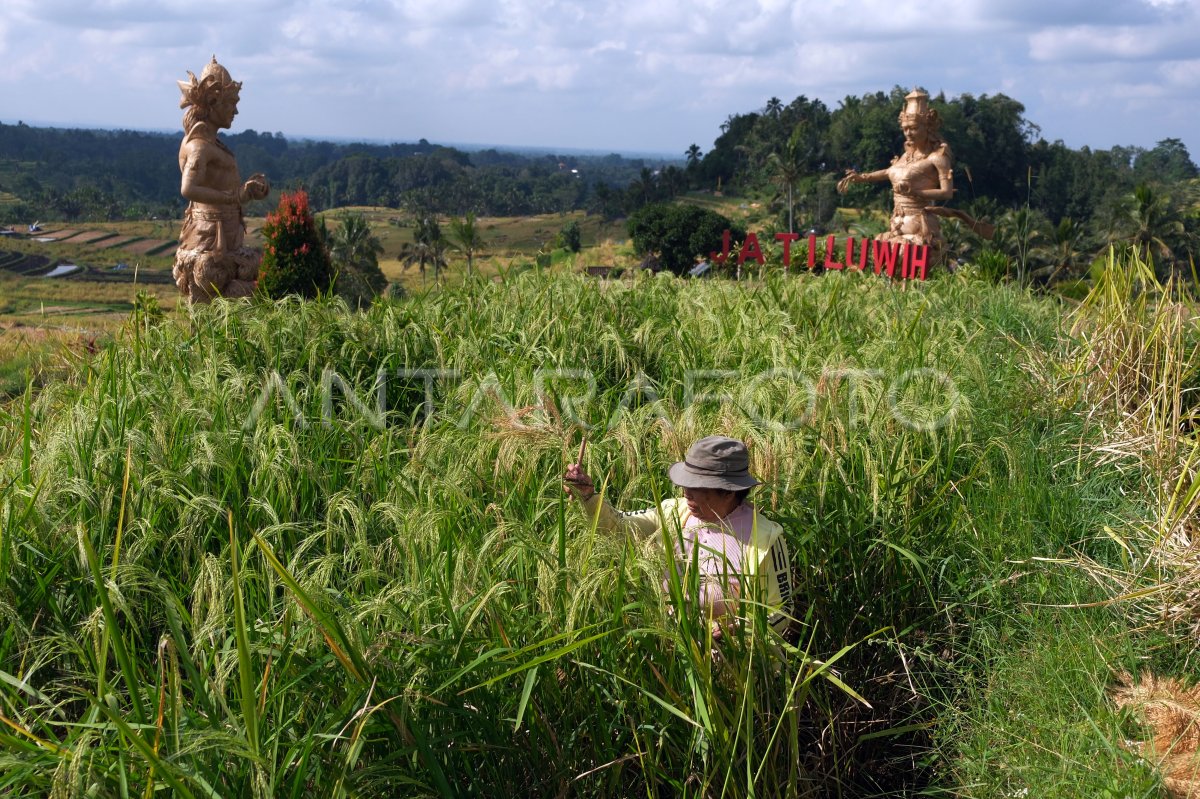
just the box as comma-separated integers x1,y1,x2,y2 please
257,190,333,299
556,220,582,253
131,290,163,327
627,203,746,275
973,247,1011,283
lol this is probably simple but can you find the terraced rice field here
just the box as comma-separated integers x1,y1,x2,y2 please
0,262,1184,796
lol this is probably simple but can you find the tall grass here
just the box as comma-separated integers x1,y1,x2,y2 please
0,268,1155,795
1067,249,1200,638
938,249,1200,798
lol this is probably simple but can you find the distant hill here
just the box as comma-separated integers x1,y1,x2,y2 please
0,122,680,223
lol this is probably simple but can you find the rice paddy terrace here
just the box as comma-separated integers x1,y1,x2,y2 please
0,224,177,285
0,266,1187,797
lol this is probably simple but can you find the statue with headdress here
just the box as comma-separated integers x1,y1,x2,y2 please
172,57,270,303
837,89,992,266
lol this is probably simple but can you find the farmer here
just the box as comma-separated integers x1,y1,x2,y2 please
564,435,795,638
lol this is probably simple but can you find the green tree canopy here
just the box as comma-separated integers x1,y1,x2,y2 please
1133,138,1199,185
627,203,745,275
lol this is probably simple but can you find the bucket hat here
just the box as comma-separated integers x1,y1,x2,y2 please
668,436,760,491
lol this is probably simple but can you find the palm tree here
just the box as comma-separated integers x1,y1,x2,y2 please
685,144,702,166
1000,207,1045,285
766,127,807,235
399,216,448,285
328,212,386,298
660,165,687,198
1037,217,1086,282
1124,183,1186,264
448,212,484,276
764,96,783,118
625,168,657,212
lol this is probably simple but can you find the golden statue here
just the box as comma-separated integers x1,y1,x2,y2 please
172,57,269,303
837,89,990,265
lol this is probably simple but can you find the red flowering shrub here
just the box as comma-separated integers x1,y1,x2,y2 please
257,190,334,299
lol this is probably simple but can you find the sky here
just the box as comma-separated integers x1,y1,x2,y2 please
0,0,1197,160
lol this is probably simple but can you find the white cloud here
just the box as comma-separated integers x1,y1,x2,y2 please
449,46,581,92
1029,24,1195,62
1160,58,1200,89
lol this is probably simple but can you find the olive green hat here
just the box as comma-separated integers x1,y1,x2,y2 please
668,435,760,491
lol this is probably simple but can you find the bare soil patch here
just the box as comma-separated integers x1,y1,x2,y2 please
122,239,176,255
98,236,141,249
39,229,79,241
62,230,118,244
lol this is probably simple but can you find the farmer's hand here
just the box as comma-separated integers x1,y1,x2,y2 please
563,463,595,500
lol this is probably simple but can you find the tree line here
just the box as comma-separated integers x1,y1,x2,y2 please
0,122,676,223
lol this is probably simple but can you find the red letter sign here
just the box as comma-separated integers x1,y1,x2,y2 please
774,233,800,268
871,239,900,278
844,237,869,271
824,236,841,270
738,232,765,265
910,245,930,280
710,229,731,264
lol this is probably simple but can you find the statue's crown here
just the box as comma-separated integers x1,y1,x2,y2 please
200,56,239,89
898,88,940,130
178,56,241,110
901,90,930,119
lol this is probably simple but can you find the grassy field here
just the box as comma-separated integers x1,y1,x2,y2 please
0,209,631,400
0,271,180,398
0,258,1191,796
319,208,630,289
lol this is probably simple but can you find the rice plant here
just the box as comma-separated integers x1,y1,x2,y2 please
0,268,1157,796
1067,249,1200,636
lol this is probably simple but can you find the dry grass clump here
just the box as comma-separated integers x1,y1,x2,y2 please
1068,250,1200,634
1069,251,1197,474
1112,671,1200,797
1068,252,1200,792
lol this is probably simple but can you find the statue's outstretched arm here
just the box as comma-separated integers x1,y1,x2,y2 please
836,168,887,194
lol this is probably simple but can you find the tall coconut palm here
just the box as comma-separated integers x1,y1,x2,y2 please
1000,207,1046,285
766,127,807,235
1037,217,1086,282
685,144,702,166
448,212,484,276
400,215,448,285
660,165,687,198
